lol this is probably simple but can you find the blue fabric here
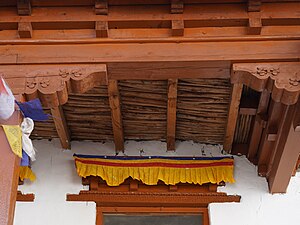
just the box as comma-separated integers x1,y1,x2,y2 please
21,151,30,166
73,154,233,161
16,99,49,121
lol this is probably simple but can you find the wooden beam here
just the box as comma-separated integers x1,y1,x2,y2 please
95,21,108,38
171,20,184,36
17,0,31,16
16,191,35,202
223,83,243,152
51,106,71,149
0,97,22,225
171,0,184,14
248,12,262,35
167,79,178,151
267,104,300,193
95,0,108,15
108,80,124,152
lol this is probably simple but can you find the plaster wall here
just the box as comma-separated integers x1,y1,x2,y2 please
14,139,300,225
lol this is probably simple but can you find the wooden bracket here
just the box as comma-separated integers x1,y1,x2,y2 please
231,62,300,105
171,20,184,37
248,12,262,35
167,79,178,151
171,0,184,14
95,21,108,38
95,0,108,15
18,22,32,38
17,0,31,16
247,0,261,12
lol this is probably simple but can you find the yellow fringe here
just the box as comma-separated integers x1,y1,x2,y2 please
75,161,235,186
19,166,36,182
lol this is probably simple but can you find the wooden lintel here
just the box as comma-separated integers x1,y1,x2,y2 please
16,191,35,202
268,104,300,193
167,79,178,151
95,0,108,15
51,106,71,149
223,83,243,152
171,0,184,14
248,12,262,35
172,20,184,37
17,0,31,16
95,21,108,38
18,22,32,38
0,96,23,225
108,80,124,152
248,0,261,12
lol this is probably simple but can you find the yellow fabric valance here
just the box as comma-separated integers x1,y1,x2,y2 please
73,154,235,186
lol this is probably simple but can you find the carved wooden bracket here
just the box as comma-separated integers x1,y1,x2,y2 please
1,64,107,107
231,62,300,105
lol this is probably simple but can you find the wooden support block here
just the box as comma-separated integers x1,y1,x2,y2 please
171,0,184,14
172,20,184,37
268,105,300,193
17,0,31,16
16,191,35,202
167,79,178,151
108,80,124,152
51,106,71,149
95,21,108,38
208,184,218,192
248,13,262,35
129,180,139,192
89,177,99,191
169,185,178,192
223,83,243,153
247,0,261,12
18,22,32,38
95,0,108,15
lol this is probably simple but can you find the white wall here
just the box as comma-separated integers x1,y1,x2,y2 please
14,139,300,225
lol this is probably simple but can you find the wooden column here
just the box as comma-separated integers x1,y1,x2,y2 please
267,104,300,193
247,90,270,163
223,83,243,152
51,106,71,149
0,100,22,225
167,79,178,151
108,80,124,152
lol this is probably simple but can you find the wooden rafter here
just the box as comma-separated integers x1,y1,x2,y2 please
247,0,262,12
223,83,243,152
51,106,71,149
17,0,31,16
171,20,184,36
95,0,108,15
16,191,35,202
170,0,184,14
167,79,178,151
108,80,124,152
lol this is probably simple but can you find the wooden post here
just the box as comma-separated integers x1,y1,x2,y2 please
51,106,71,149
108,80,124,152
267,104,300,193
0,99,22,225
247,90,270,162
167,79,178,151
223,83,243,152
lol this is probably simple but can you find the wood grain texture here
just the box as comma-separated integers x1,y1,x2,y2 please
167,79,178,151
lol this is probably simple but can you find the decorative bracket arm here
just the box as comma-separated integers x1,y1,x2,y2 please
231,62,300,105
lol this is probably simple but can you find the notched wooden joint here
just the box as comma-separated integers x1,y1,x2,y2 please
17,0,31,16
18,22,32,38
95,0,108,15
172,20,184,36
95,21,109,38
171,0,184,14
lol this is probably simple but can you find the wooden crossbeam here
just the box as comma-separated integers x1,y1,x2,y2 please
108,80,124,152
223,83,243,153
17,0,31,16
51,106,71,149
95,0,108,15
167,79,178,151
95,21,108,38
18,22,32,38
171,0,184,14
172,20,184,36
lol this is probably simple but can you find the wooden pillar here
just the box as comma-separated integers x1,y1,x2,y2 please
108,80,124,152
223,83,243,152
51,106,71,149
167,79,178,151
267,104,300,193
0,100,22,225
247,90,270,163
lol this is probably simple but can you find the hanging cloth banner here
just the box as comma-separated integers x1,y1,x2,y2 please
16,98,49,121
21,117,36,161
73,154,235,186
2,125,22,158
0,77,15,120
19,166,36,182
